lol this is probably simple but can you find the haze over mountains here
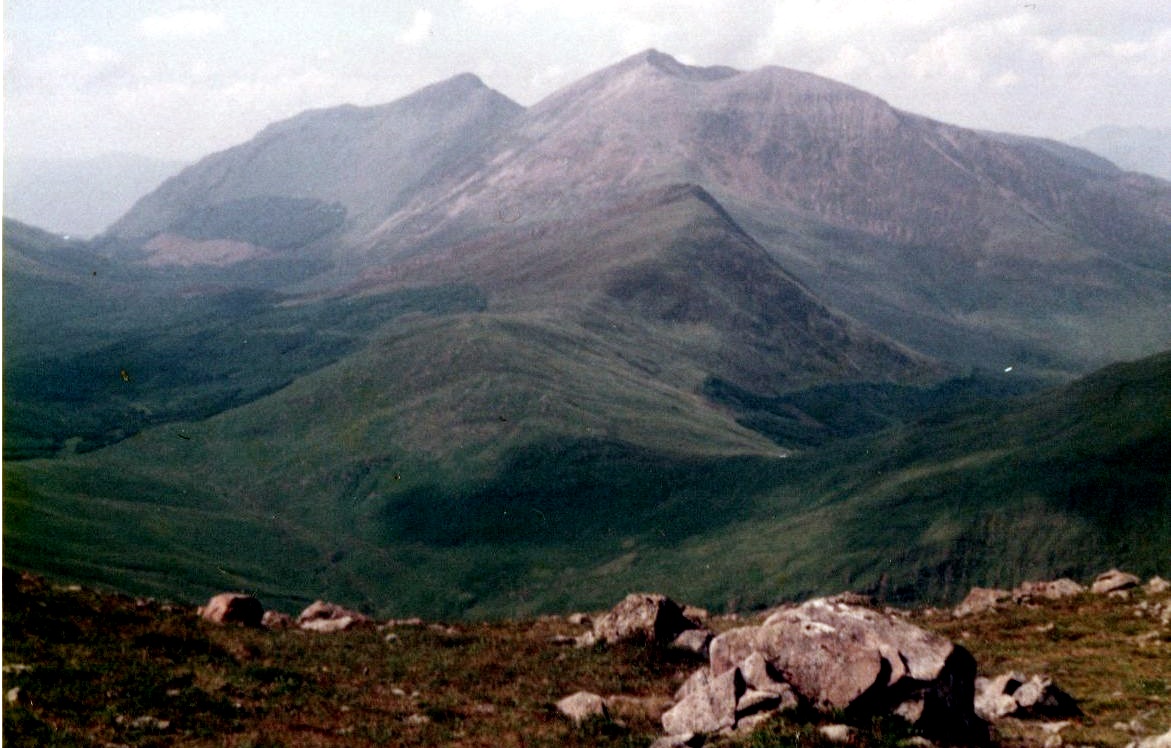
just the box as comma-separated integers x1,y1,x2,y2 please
5,50,1170,618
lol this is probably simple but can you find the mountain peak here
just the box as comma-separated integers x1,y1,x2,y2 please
618,48,740,82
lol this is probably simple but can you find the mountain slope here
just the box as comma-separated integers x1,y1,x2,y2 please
104,74,522,264
369,50,1171,375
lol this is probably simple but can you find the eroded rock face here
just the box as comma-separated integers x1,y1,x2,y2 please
198,593,263,627
669,598,986,744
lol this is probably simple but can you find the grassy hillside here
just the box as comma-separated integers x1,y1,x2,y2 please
6,350,1169,619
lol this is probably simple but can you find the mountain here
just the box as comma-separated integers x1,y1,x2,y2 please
108,50,1171,374
1070,125,1171,182
5,50,1171,619
367,50,1171,376
104,73,522,269
2,153,186,238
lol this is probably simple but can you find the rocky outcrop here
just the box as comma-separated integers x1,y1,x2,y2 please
198,593,263,627
577,593,707,650
660,597,987,744
297,600,373,632
974,672,1081,720
1091,569,1141,595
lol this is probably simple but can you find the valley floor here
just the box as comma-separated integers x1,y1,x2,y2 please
2,568,1168,747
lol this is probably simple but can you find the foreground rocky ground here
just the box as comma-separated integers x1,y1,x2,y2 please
3,567,1168,747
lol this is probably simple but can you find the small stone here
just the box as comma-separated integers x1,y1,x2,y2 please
556,691,608,723
954,587,1012,617
819,724,857,742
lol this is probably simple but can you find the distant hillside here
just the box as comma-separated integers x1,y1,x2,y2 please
3,153,186,238
6,343,1168,618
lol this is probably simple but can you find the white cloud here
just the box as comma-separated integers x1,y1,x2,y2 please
138,10,226,39
397,9,434,46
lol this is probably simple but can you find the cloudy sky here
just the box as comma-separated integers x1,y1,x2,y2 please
5,1,1171,163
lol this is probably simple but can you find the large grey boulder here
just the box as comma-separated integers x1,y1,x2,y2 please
198,592,263,627
704,598,986,743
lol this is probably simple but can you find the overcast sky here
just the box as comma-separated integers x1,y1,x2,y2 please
5,1,1171,164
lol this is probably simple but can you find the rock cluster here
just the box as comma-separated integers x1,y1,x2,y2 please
954,569,1162,618
198,593,373,633
659,597,988,744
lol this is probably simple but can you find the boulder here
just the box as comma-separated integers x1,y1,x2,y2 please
974,672,1081,721
588,593,704,646
954,587,1012,617
707,598,986,743
1092,569,1141,595
670,628,713,658
556,691,608,723
301,616,363,633
660,656,800,736
661,667,740,735
198,593,263,627
1013,579,1086,602
297,600,373,632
